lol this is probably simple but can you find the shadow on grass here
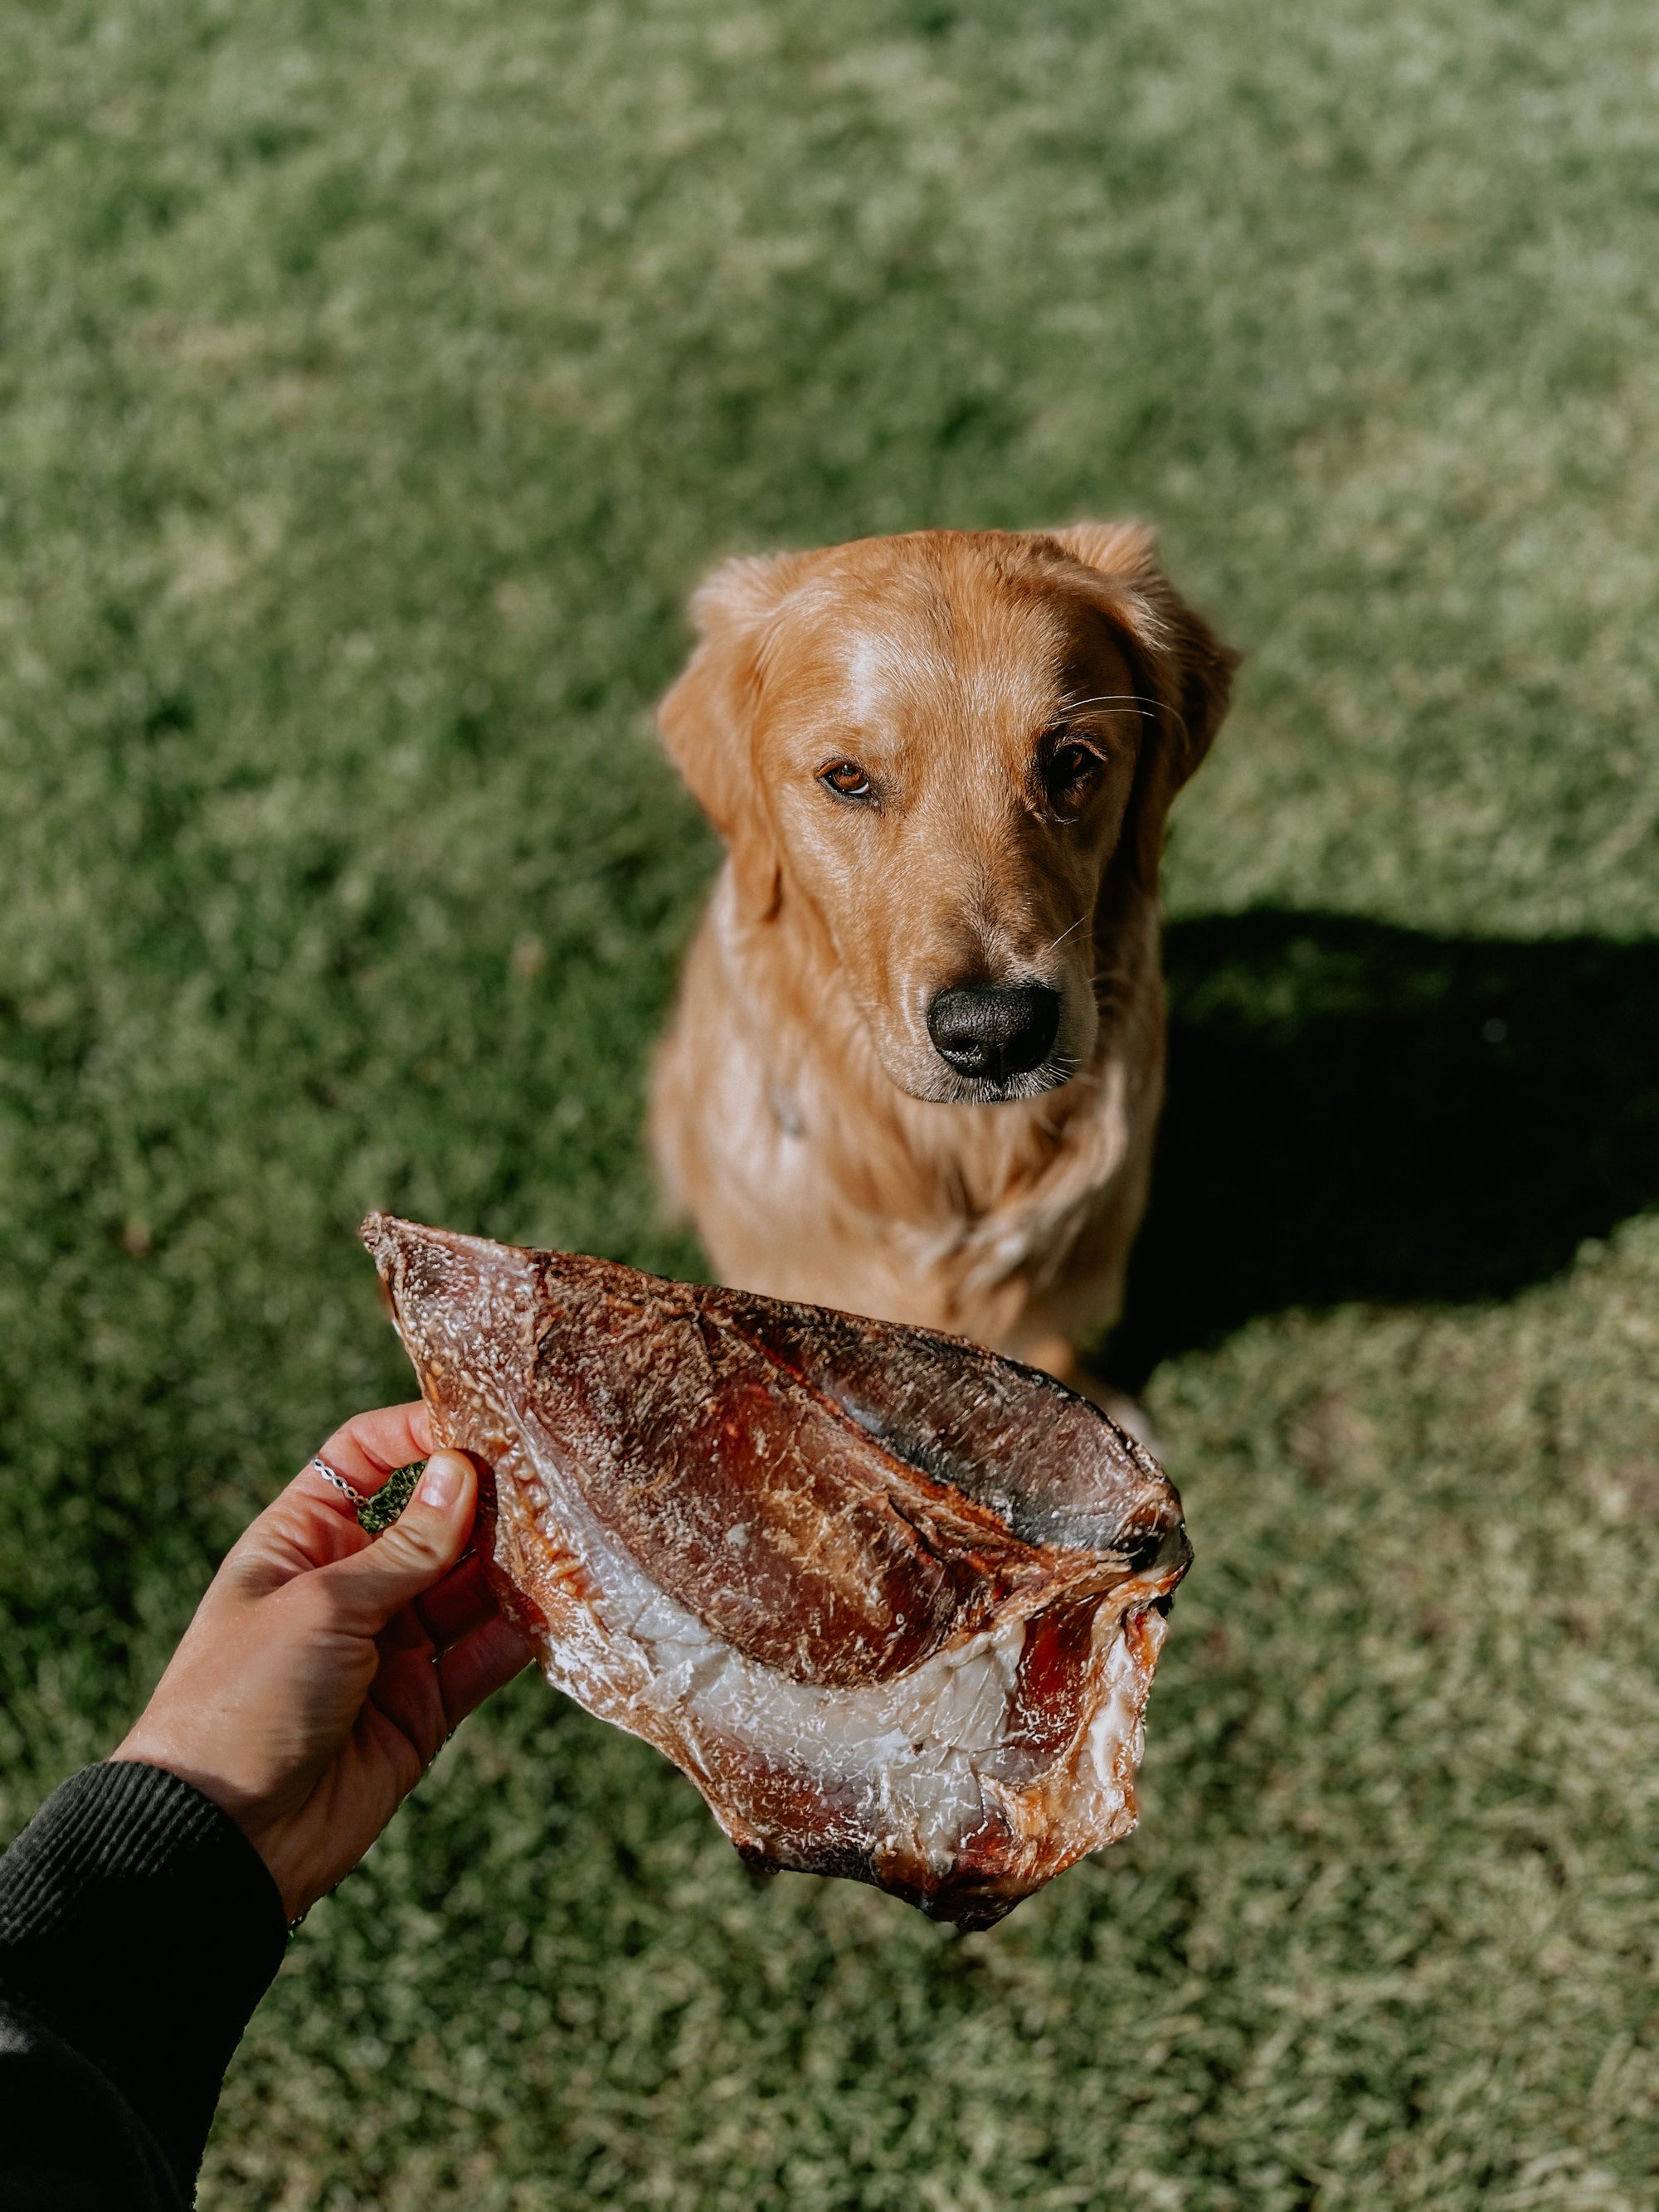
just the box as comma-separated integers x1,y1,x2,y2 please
1109,911,1659,1388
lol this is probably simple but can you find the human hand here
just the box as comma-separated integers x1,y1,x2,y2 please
114,1403,533,1922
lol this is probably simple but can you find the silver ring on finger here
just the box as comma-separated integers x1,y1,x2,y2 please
310,1456,368,1504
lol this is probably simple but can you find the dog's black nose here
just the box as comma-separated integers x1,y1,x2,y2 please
926,984,1061,1084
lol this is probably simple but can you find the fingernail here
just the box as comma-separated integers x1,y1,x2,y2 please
417,1451,468,1512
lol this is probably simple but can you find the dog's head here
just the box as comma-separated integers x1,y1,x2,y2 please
659,526,1237,1105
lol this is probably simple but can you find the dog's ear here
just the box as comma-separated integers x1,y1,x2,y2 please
659,552,808,924
1048,522,1240,887
1048,522,1238,782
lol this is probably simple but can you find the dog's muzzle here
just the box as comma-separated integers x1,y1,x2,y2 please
926,984,1062,1086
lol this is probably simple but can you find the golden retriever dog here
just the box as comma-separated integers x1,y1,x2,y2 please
649,525,1236,1409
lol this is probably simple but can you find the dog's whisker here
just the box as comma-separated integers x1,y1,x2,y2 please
1057,693,1164,716
1056,692,1192,744
1040,915,1089,959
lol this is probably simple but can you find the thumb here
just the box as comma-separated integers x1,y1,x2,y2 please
320,1451,479,1630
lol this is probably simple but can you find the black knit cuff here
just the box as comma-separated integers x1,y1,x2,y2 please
0,1761,288,2195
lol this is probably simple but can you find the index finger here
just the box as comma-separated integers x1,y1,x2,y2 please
313,1401,435,1501
221,1403,444,1595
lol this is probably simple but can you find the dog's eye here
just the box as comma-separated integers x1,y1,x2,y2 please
820,760,874,803
1044,737,1105,805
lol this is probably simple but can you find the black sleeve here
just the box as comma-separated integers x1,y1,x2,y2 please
0,1761,289,2210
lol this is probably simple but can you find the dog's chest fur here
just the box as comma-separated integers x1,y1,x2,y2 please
650,868,1165,1356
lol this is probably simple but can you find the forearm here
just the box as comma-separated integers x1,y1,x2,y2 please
0,1413,521,2207
0,1760,288,2205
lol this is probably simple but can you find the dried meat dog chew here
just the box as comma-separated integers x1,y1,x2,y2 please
362,1212,1191,1929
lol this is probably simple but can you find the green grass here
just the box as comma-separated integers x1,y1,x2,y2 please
2,0,1657,2204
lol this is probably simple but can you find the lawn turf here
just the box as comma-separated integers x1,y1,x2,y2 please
2,0,1657,2205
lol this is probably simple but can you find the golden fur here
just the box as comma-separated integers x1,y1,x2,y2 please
649,525,1236,1399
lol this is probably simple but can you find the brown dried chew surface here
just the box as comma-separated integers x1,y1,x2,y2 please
362,1213,1190,1928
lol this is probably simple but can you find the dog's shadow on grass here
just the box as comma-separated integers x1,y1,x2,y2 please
1108,910,1659,1388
